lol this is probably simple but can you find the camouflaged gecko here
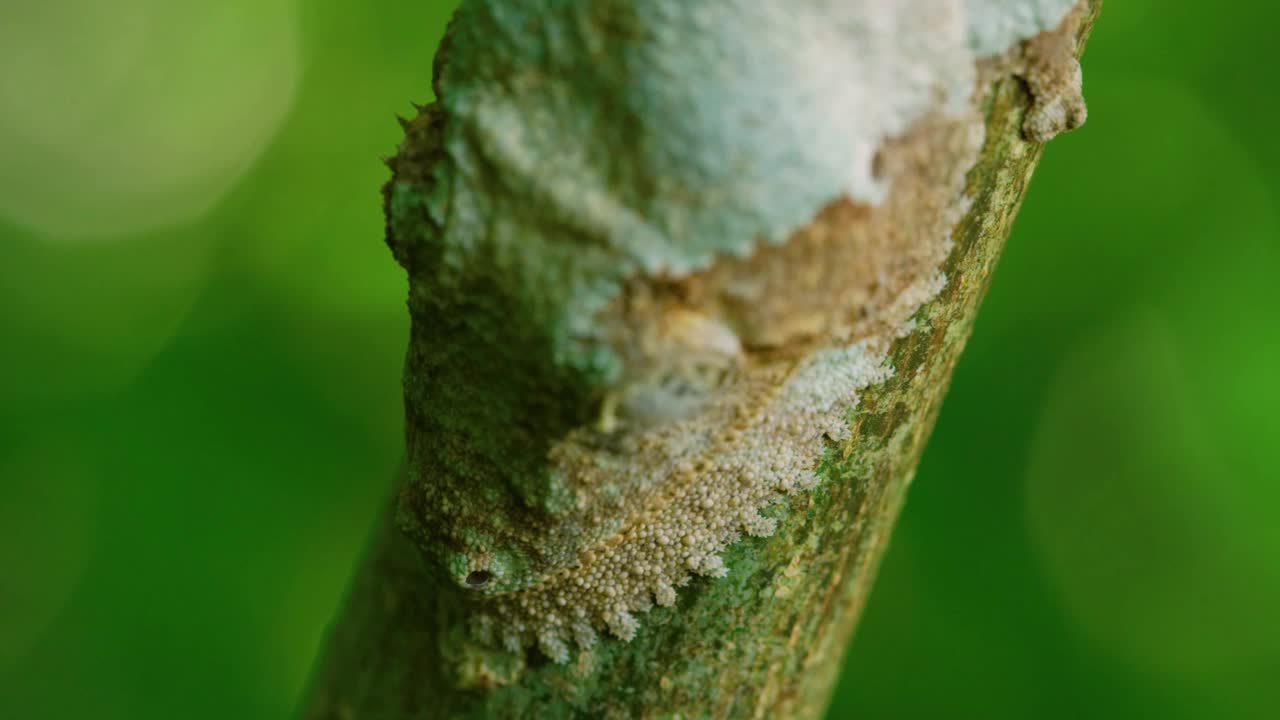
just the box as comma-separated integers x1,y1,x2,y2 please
384,0,1086,663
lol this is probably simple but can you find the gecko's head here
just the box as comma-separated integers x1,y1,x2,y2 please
399,482,558,596
399,442,575,597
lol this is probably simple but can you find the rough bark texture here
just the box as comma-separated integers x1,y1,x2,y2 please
301,3,1100,718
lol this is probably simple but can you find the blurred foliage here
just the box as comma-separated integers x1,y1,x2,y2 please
0,1,1276,718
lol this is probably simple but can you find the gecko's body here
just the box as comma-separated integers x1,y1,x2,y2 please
386,0,1088,664
470,345,889,662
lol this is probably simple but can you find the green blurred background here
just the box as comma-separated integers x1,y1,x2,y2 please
2,1,1276,718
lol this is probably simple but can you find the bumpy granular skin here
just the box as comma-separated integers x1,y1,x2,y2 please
1018,6,1090,142
386,0,1081,661
301,2,1100,718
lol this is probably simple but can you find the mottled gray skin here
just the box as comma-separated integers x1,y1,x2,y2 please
387,0,1078,600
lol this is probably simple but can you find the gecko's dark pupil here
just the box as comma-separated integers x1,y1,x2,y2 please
465,570,491,588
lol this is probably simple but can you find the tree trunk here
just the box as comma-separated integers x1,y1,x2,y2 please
302,2,1101,718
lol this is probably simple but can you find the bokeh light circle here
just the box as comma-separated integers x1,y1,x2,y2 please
0,0,302,240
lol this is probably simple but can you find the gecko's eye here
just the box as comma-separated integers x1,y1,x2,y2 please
465,570,492,588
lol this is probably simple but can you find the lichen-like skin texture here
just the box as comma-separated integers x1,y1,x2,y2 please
384,0,1084,666
1018,4,1089,141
